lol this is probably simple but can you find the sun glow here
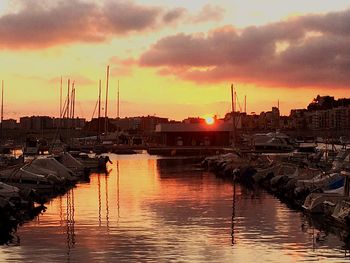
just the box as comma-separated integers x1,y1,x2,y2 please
205,116,215,125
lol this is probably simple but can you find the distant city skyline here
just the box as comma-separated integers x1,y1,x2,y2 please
0,1,350,120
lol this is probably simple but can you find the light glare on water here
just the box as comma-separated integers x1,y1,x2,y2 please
0,153,349,262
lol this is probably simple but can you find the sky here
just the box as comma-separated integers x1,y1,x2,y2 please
0,0,350,121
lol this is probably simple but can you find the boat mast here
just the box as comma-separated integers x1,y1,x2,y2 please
1,80,3,143
70,81,75,119
67,79,70,121
117,80,120,145
72,85,75,119
60,76,62,128
105,65,110,135
98,79,101,142
244,95,247,113
117,79,120,119
231,84,236,147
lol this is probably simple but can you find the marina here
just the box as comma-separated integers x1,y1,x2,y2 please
1,1,350,261
0,152,350,262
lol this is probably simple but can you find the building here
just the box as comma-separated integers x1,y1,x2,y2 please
2,119,18,129
53,117,86,129
19,116,85,130
110,116,168,132
155,120,233,146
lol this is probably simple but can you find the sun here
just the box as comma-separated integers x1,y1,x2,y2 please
205,116,215,125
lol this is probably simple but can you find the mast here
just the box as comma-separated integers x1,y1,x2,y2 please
72,86,75,119
117,80,120,145
104,65,110,135
231,84,235,147
98,80,101,142
60,77,62,117
244,95,247,113
60,76,62,128
70,81,75,119
1,80,3,143
67,79,70,121
277,99,280,129
117,80,120,119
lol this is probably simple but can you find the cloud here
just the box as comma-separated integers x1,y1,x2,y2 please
162,7,187,24
109,56,137,76
140,9,350,88
49,75,95,86
0,0,185,49
191,4,225,23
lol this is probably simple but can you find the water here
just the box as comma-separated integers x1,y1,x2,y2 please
1,153,350,262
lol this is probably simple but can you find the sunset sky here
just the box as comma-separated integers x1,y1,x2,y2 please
1,0,350,120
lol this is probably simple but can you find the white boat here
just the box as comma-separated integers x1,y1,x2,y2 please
0,165,57,192
30,157,77,182
55,152,84,175
253,132,295,153
295,172,344,191
331,200,350,226
302,192,350,213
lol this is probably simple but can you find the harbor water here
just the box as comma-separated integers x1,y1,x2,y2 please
0,153,349,262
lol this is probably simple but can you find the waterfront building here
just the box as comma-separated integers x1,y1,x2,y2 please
2,119,18,129
155,120,233,146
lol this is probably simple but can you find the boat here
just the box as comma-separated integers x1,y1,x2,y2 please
54,152,84,175
302,192,350,213
253,132,295,153
0,165,58,193
30,156,78,183
69,151,100,170
0,182,21,205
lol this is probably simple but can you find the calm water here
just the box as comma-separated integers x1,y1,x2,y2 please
1,153,350,262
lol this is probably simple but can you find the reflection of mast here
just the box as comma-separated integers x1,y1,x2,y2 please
231,180,236,245
66,188,76,259
98,173,101,227
116,161,120,222
59,196,63,228
105,174,109,232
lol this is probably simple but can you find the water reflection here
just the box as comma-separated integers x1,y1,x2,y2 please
231,181,236,246
0,154,350,262
66,188,75,260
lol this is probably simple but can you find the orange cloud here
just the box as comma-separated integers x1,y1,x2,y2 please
140,9,350,88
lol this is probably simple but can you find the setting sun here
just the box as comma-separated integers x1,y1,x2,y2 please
205,116,215,125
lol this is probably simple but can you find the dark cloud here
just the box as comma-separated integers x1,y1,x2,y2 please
0,0,184,49
162,8,187,24
140,9,350,88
